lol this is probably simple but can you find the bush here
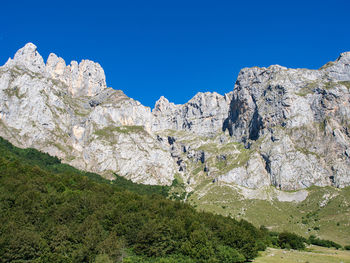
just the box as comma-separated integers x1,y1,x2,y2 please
344,245,350,250
308,235,342,249
278,232,306,250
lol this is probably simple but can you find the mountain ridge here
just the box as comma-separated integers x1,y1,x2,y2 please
0,43,349,192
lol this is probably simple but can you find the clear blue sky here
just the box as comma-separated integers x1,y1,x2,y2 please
1,0,349,107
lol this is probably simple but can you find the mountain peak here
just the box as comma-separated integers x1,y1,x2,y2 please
324,51,350,81
6,42,45,73
3,43,108,97
153,96,175,112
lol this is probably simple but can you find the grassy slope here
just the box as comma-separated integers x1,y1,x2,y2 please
189,183,350,246
254,246,350,263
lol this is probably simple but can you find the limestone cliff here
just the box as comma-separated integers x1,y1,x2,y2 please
0,43,349,191
222,54,350,189
0,43,175,185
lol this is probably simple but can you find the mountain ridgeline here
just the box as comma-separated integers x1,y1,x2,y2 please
0,43,349,192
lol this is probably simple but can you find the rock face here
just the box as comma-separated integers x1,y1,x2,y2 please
223,54,350,189
46,53,107,97
0,43,174,185
152,92,232,135
0,43,349,191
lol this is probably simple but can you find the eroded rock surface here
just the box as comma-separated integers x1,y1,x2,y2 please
152,92,232,135
0,43,349,191
223,55,350,189
0,43,174,185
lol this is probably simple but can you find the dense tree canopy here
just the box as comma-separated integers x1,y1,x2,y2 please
0,137,269,262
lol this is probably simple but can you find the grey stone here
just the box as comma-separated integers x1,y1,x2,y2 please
0,43,349,191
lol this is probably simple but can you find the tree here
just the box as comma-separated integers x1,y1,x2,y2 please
278,232,305,250
216,245,245,263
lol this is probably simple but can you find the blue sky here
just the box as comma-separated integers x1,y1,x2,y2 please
1,0,349,107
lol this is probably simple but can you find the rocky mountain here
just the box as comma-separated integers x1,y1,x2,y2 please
222,56,350,190
0,43,349,193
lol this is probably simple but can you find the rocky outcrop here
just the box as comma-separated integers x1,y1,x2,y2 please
223,53,350,189
152,91,232,135
0,43,349,191
5,42,46,73
218,152,270,189
324,51,350,81
46,53,107,97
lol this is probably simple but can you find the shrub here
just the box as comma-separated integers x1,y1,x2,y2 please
278,232,306,250
216,245,245,263
308,235,342,249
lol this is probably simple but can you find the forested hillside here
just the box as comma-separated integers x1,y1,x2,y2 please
0,137,270,262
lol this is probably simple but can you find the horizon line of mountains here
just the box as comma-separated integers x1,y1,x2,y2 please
0,43,349,192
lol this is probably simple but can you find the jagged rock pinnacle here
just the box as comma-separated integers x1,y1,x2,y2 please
6,42,46,73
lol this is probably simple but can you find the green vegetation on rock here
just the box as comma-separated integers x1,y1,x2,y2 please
339,81,350,90
94,126,146,140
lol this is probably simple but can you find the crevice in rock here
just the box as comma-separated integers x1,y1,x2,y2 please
222,92,242,136
167,136,176,145
88,100,100,107
222,117,232,136
248,103,263,140
200,151,205,163
261,153,271,175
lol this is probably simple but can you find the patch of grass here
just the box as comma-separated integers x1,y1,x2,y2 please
194,140,252,175
190,185,350,246
212,147,252,173
3,86,25,99
197,143,220,153
295,147,320,158
115,126,145,134
94,126,146,140
50,142,74,157
50,78,68,90
255,246,350,263
318,120,326,133
323,81,336,90
295,82,317,97
60,94,91,117
294,80,337,96
192,164,204,175
0,120,21,144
